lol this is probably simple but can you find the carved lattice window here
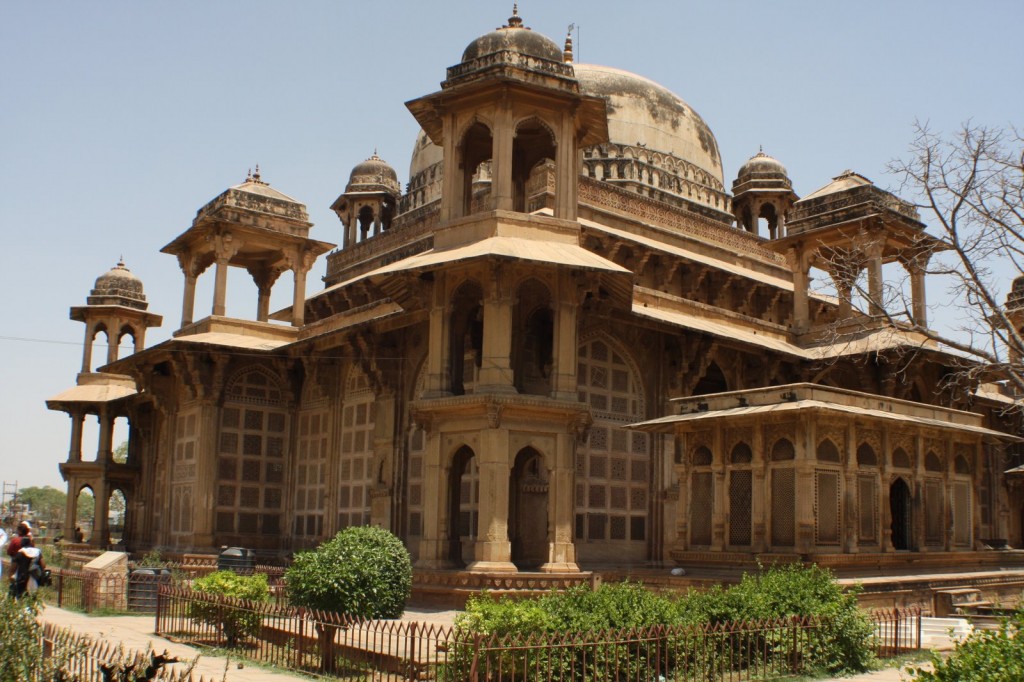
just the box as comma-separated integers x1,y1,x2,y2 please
952,480,971,546
338,367,375,530
729,470,752,547
294,409,328,542
771,468,795,546
576,337,646,547
814,470,841,545
857,475,877,544
216,369,286,539
690,472,713,546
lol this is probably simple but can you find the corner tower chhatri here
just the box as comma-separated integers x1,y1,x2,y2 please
367,6,631,573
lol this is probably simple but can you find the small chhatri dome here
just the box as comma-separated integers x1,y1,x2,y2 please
346,152,400,195
737,149,789,179
88,259,148,310
460,5,564,64
732,148,793,195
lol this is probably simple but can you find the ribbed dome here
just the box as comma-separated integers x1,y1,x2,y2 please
460,7,563,64
88,260,148,309
347,153,400,195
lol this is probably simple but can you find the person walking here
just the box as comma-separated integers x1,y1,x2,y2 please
10,536,46,598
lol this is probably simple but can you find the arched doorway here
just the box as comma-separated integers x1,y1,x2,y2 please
890,478,912,550
509,448,548,569
447,446,477,567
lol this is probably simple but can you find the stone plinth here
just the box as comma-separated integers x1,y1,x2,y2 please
84,551,128,611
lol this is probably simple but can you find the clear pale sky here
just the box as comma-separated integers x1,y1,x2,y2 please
1,1,1021,492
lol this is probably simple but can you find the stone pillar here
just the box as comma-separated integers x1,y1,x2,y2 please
710,425,726,550
795,420,816,554
440,115,461,223
880,428,892,551
190,400,221,550
415,426,449,568
468,427,516,572
477,271,515,392
551,275,579,401
212,258,229,317
81,323,95,373
541,429,579,572
908,259,928,327
491,105,514,212
866,242,884,316
97,408,114,463
105,321,119,365
554,113,578,220
257,285,272,322
788,248,813,333
844,422,858,553
424,273,451,397
181,274,197,327
751,425,767,552
912,430,925,551
292,263,308,327
92,478,110,548
69,412,84,462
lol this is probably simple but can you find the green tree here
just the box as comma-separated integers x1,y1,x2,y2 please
113,440,128,464
286,526,412,671
17,486,66,527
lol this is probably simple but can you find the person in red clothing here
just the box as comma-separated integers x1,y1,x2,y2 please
4,521,31,582
5,521,31,559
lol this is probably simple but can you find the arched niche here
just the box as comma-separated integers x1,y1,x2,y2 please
509,447,549,569
447,445,478,567
448,281,484,395
458,121,493,217
512,117,556,212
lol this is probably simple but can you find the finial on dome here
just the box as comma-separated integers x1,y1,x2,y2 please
246,168,252,182
252,164,266,185
118,255,125,268
503,3,526,29
563,25,574,63
759,145,764,154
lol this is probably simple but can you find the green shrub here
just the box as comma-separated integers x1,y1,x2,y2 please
910,609,1024,682
189,570,270,646
0,594,85,679
449,565,876,679
285,526,412,619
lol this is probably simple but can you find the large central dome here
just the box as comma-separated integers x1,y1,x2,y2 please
573,64,723,189
407,48,727,216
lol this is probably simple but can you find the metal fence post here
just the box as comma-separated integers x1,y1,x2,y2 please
154,585,163,636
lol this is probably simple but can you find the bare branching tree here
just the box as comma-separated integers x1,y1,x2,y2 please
887,122,1024,397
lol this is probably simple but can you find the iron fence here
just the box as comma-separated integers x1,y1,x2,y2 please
42,565,287,614
40,622,204,681
155,585,921,681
